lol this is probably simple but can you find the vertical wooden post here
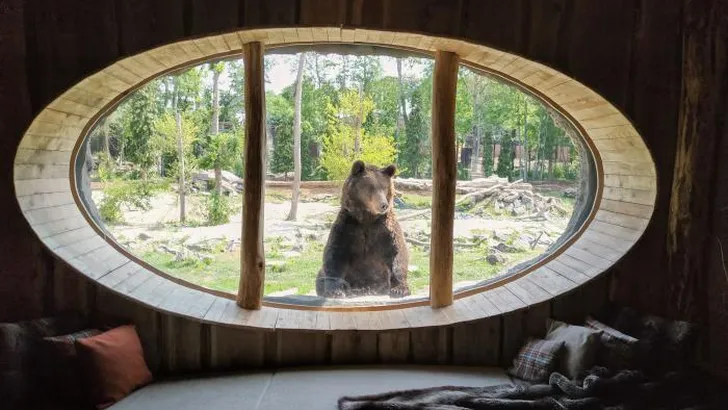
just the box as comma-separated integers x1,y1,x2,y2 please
237,42,266,310
430,51,459,309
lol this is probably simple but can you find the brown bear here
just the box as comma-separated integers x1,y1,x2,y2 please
315,160,410,299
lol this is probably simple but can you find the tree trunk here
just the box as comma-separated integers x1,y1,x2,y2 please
396,57,409,126
287,53,305,221
212,69,221,135
212,67,222,195
354,83,363,155
175,94,186,223
522,98,528,181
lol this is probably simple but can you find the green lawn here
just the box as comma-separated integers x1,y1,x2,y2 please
141,238,540,297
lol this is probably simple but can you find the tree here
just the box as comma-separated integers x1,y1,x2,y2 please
158,68,202,223
118,81,161,176
320,97,396,180
268,93,294,175
154,111,199,221
209,61,225,194
496,129,516,179
287,53,306,221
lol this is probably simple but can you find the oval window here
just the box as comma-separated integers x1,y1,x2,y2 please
76,45,594,308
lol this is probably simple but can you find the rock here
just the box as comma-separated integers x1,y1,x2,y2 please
283,251,302,258
493,242,519,253
512,206,526,216
137,232,152,241
408,265,419,272
563,187,578,198
487,252,506,265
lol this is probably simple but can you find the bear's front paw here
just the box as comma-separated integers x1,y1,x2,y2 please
389,284,411,298
325,288,348,299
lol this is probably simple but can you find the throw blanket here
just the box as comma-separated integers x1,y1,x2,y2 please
338,367,724,410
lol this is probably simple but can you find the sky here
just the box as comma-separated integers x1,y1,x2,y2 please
208,53,429,95
264,54,413,94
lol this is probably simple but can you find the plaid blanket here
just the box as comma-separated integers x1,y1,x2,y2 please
338,367,727,410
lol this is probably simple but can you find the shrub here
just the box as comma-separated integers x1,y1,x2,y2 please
98,180,162,224
205,192,232,225
457,164,471,181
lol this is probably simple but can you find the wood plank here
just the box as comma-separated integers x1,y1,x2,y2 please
243,0,298,27
595,209,650,231
523,301,551,338
237,42,266,310
665,0,728,322
14,164,69,180
599,198,654,219
500,311,524,367
190,0,239,36
429,50,459,308
17,192,74,210
162,315,203,373
117,0,185,55
209,325,265,369
277,331,328,366
15,178,70,196
300,0,347,26
610,0,682,316
330,331,378,364
14,149,72,165
410,326,450,364
452,318,500,366
602,186,656,206
528,267,575,296
378,330,410,363
588,220,642,241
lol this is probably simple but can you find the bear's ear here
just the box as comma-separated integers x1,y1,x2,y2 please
382,164,397,177
351,160,366,176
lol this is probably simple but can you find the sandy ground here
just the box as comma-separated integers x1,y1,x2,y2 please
96,191,568,248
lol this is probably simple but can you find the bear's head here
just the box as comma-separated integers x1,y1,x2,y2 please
341,160,397,222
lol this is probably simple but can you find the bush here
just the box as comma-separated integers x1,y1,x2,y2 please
552,163,565,180
564,157,580,181
98,180,162,224
205,192,232,225
457,164,470,181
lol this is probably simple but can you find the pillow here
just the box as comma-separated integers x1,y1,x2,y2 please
508,338,565,382
584,316,639,370
42,329,103,404
545,319,601,379
75,325,153,408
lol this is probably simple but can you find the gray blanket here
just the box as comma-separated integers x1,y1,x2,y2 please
338,368,724,410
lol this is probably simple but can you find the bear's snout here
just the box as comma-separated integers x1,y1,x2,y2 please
379,201,389,213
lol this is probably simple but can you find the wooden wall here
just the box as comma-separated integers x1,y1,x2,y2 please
0,0,725,378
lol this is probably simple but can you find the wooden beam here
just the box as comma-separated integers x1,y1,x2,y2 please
237,42,266,310
429,50,459,309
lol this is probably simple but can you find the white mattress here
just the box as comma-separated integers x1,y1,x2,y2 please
110,365,513,410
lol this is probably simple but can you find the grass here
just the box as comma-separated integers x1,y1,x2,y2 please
141,237,541,297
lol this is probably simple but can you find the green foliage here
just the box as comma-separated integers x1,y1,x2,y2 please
118,81,161,173
319,97,396,180
198,131,241,173
496,130,515,179
482,132,494,176
205,192,232,225
457,164,470,181
153,112,199,178
96,152,115,182
268,92,294,174
99,180,167,224
398,86,430,178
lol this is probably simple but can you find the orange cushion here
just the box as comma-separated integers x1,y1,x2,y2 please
75,325,153,408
